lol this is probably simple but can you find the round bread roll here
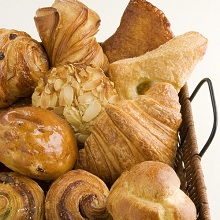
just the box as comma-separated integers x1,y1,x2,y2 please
0,106,78,180
107,161,197,220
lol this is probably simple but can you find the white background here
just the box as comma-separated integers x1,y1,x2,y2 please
0,0,219,219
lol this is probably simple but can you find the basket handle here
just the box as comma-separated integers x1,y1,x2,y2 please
189,78,218,158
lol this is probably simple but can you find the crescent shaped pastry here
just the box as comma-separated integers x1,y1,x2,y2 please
0,172,45,220
45,169,111,220
0,28,49,108
34,0,109,71
108,31,208,100
0,106,78,180
107,161,197,220
101,0,174,63
76,82,182,186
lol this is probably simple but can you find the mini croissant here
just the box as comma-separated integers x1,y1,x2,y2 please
35,0,109,71
76,82,182,186
0,28,49,108
108,31,208,100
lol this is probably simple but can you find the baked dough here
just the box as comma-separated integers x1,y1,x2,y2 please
76,82,182,186
107,161,197,220
0,28,49,108
108,31,208,100
0,106,78,180
35,0,108,71
101,0,174,63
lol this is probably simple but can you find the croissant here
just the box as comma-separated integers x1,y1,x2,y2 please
76,82,182,186
108,31,208,100
0,28,49,108
0,106,78,180
101,0,174,63
45,169,112,220
106,161,197,220
34,0,109,71
32,63,119,143
0,172,45,220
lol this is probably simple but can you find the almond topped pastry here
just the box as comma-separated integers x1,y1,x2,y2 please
32,63,119,143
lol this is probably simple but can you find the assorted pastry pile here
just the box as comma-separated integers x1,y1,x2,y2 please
0,0,208,219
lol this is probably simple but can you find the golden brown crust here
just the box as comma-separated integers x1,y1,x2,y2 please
45,169,112,220
0,106,78,180
0,28,49,108
35,0,109,71
108,31,208,100
0,172,45,220
101,0,174,63
107,161,197,220
32,63,119,143
76,82,182,186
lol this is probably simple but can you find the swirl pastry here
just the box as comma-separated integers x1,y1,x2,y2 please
101,0,174,63
32,63,119,143
0,172,45,220
34,0,108,71
45,169,112,220
107,161,197,220
108,31,208,100
0,28,49,108
0,106,78,180
76,82,182,186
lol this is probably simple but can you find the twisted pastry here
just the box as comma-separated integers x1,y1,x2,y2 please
45,169,112,220
0,28,49,108
107,161,197,220
0,172,45,220
0,106,78,180
32,63,119,143
35,0,108,71
76,82,182,186
101,0,174,63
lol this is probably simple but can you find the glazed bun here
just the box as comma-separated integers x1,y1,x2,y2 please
0,106,78,180
107,161,197,220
